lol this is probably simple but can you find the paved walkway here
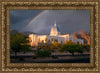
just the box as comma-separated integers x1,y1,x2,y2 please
10,52,90,56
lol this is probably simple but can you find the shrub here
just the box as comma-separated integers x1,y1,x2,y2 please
35,50,51,57
52,55,58,59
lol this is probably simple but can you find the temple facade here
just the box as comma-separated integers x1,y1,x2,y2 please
29,22,84,46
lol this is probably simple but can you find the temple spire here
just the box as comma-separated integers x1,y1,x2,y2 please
54,21,56,27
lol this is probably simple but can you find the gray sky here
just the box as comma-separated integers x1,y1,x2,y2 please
10,10,90,34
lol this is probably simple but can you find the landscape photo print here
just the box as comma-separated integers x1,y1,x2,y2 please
10,10,90,63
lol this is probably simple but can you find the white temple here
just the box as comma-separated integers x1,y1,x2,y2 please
29,22,84,46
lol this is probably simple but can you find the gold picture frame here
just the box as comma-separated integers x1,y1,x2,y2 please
0,0,99,73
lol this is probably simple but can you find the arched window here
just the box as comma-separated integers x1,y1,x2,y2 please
42,40,44,43
45,38,47,42
51,38,53,42
48,40,50,43
38,38,40,42
54,39,58,42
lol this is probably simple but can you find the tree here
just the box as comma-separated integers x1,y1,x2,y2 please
44,43,50,50
75,44,83,55
20,44,31,53
37,44,44,50
59,43,68,52
52,41,59,48
66,40,75,44
59,41,76,55
10,33,31,58
51,41,61,52
76,48,83,55
67,44,76,56
59,43,83,56
82,44,90,52
43,43,54,51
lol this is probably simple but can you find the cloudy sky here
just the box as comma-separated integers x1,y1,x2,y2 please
10,10,90,34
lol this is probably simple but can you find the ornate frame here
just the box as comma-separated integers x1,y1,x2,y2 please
0,0,99,72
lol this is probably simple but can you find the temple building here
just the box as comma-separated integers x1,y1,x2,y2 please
29,22,84,46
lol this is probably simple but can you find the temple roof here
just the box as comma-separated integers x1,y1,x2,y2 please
50,21,60,36
51,21,60,32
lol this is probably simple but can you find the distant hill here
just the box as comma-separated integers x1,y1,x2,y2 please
71,31,90,45
10,30,47,37
20,31,37,37
10,30,37,36
10,30,18,34
20,31,50,36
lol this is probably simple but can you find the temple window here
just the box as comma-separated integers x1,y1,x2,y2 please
38,38,40,42
42,40,44,43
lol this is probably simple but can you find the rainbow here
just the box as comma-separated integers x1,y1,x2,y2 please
25,10,46,28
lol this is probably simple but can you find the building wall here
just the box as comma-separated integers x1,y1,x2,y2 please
29,34,38,46
59,34,70,43
29,33,84,46
47,36,65,44
37,35,47,43
29,34,34,46
73,38,84,44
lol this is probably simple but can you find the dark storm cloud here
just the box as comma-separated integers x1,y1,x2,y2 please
10,10,90,34
10,10,43,31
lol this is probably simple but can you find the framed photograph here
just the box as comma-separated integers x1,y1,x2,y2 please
0,0,99,73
